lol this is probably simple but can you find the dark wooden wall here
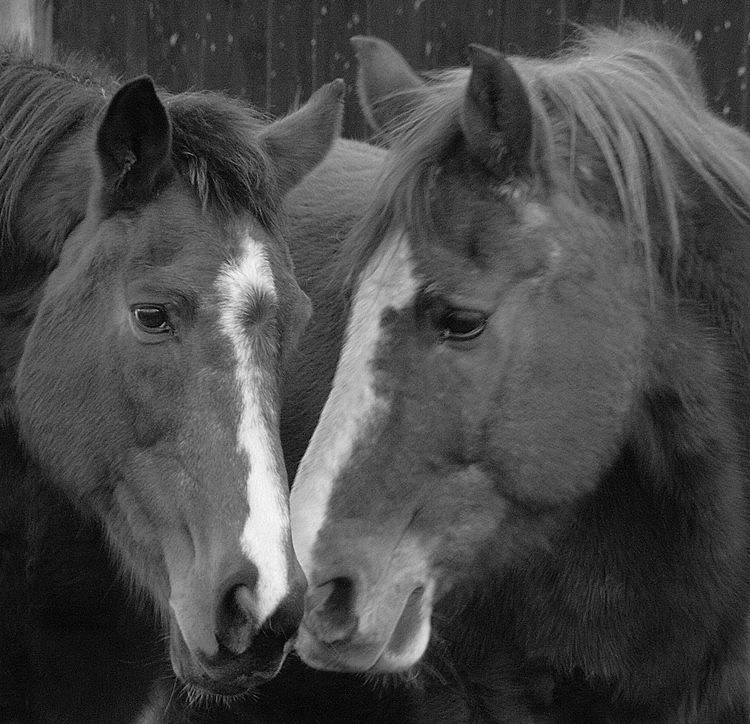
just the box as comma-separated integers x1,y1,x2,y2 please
53,0,750,138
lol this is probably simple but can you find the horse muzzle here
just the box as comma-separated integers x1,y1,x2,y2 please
167,558,306,695
295,536,435,673
169,601,299,695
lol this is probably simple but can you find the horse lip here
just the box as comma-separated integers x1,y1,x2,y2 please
294,621,375,672
183,648,290,697
294,620,418,674
296,581,433,673
170,619,291,696
184,670,279,698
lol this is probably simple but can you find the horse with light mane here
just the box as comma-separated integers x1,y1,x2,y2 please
284,25,750,721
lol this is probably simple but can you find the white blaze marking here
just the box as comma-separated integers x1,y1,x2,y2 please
290,231,419,577
522,201,561,265
217,231,288,621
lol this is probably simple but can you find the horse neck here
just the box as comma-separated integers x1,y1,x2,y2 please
421,321,750,710
0,129,93,419
431,437,749,715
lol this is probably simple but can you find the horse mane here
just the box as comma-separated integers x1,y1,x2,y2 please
0,45,279,274
343,24,750,333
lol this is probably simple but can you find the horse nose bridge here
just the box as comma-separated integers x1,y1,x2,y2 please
173,379,295,622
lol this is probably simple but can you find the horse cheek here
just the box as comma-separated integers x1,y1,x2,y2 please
117,344,185,449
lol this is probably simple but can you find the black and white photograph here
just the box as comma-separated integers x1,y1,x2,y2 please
1,1,749,721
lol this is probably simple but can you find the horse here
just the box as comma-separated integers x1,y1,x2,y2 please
285,24,750,721
0,42,351,719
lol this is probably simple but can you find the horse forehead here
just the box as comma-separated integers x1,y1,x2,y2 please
217,229,278,303
348,232,423,347
418,195,562,282
212,229,280,373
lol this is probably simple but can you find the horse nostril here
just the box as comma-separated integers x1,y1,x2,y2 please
233,583,254,617
305,576,358,644
216,583,256,656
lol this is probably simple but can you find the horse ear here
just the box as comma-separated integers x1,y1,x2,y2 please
351,35,423,133
461,44,533,178
259,78,345,197
96,76,172,209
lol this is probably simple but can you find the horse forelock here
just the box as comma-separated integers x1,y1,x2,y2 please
344,24,750,305
165,93,281,230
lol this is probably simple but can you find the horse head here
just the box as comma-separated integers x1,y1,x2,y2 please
290,31,750,718
13,73,344,695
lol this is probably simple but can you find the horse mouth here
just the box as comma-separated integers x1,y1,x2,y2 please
296,585,432,673
380,585,425,658
169,616,293,697
175,645,289,699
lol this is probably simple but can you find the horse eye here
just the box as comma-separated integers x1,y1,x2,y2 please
131,305,172,334
417,291,488,343
436,308,487,342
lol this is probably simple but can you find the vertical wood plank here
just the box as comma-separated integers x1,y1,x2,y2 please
742,0,750,128
34,0,53,61
1,0,52,59
418,0,475,67
54,0,147,77
366,0,426,69
2,0,34,44
501,0,543,54
266,0,274,110
145,1,267,105
657,0,746,125
468,1,504,52
315,0,371,136
266,0,314,115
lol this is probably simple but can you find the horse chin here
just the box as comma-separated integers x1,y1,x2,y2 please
295,588,433,674
168,621,290,698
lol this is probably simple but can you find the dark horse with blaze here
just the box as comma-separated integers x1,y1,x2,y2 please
284,25,750,721
0,43,413,721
